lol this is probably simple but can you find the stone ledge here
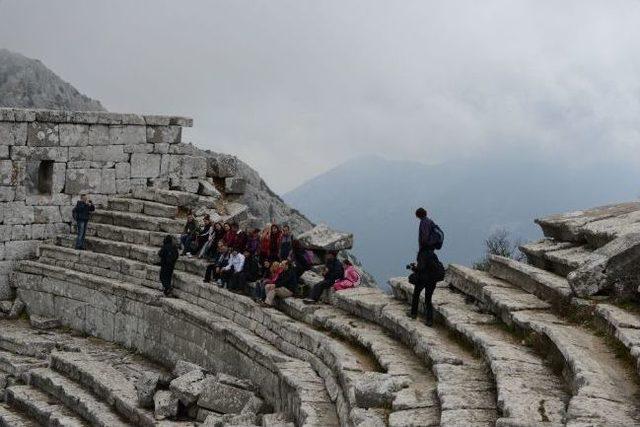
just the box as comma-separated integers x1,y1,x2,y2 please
0,108,193,127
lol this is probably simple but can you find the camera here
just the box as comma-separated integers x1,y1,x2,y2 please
406,263,416,271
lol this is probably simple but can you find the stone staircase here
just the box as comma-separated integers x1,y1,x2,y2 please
0,319,192,427
9,187,502,426
388,202,640,426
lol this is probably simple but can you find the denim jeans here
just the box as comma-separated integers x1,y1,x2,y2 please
75,220,88,249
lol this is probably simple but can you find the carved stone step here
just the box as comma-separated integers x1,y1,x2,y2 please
327,287,498,427
444,264,640,426
592,303,640,375
389,277,569,426
5,385,88,427
520,239,593,277
28,367,132,427
488,255,573,307
12,262,338,426
82,222,173,248
0,402,39,427
535,202,640,245
0,351,48,377
108,197,179,219
277,298,441,426
91,210,184,234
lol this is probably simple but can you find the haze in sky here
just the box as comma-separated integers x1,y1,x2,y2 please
1,0,639,193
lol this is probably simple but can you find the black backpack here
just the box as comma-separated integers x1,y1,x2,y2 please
427,222,444,250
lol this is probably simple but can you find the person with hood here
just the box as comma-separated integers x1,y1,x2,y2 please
158,235,179,297
332,260,361,291
72,194,95,250
303,251,344,304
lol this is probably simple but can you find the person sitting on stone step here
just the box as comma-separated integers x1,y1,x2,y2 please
303,251,344,304
264,260,298,307
253,261,280,303
222,248,246,292
203,242,230,284
194,214,212,256
180,213,199,256
245,228,261,256
332,259,361,292
278,225,293,260
72,194,95,250
158,235,179,297
243,250,261,283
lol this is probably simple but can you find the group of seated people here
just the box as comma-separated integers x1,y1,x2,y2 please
179,214,361,306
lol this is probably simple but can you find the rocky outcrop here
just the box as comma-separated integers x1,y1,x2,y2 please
0,49,105,112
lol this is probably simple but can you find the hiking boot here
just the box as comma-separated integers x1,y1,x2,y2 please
406,311,417,320
424,318,433,327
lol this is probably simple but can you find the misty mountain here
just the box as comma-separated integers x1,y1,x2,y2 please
0,49,104,111
284,155,640,287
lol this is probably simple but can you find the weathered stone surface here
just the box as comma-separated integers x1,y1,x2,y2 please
206,155,237,178
109,125,146,145
224,177,246,194
198,378,255,414
29,315,60,330
154,390,178,420
0,122,27,146
198,180,221,198
298,223,353,251
27,122,59,146
173,359,204,377
147,126,182,144
136,371,161,409
169,369,206,406
353,372,410,408
130,153,161,178
59,124,89,147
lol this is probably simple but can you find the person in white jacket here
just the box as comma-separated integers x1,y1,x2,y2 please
222,249,246,292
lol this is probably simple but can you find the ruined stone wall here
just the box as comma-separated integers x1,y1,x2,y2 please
0,108,207,298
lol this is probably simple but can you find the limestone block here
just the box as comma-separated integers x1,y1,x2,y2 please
27,122,59,146
0,122,27,146
69,146,93,161
137,371,161,409
130,178,147,189
0,261,15,300
0,160,14,185
261,413,294,427
353,372,410,408
154,390,178,420
34,206,62,224
173,360,204,377
172,155,207,179
116,179,132,194
0,186,15,202
11,225,30,240
4,202,35,225
169,369,206,406
298,223,353,252
92,145,128,162
197,378,255,414
170,177,199,193
169,143,199,155
131,153,161,178
0,146,9,159
115,162,131,179
88,125,109,145
67,161,93,169
52,163,66,194
0,242,4,260
101,168,117,194
147,126,182,144
64,169,102,194
10,146,68,162
110,125,146,145
4,241,38,260
124,144,154,154
153,143,170,154
0,226,11,242
198,180,221,198
206,155,237,178
25,194,70,206
224,177,246,195
59,124,89,146
8,298,25,319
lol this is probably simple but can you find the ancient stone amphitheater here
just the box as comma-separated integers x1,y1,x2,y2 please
1,108,640,427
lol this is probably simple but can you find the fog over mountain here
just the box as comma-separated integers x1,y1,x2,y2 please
0,49,104,111
284,155,640,286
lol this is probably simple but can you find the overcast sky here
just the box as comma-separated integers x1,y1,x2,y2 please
1,0,640,192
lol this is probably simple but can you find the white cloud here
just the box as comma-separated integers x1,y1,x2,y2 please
1,0,640,192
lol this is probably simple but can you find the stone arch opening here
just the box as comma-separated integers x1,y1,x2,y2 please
36,160,54,195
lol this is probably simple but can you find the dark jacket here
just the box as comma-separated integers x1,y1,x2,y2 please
183,219,198,236
72,200,95,221
418,217,434,251
244,255,260,282
414,249,445,284
276,266,298,293
324,257,344,284
158,238,179,274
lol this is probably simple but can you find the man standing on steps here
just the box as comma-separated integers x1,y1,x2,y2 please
158,235,179,297
72,194,95,250
408,207,445,326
